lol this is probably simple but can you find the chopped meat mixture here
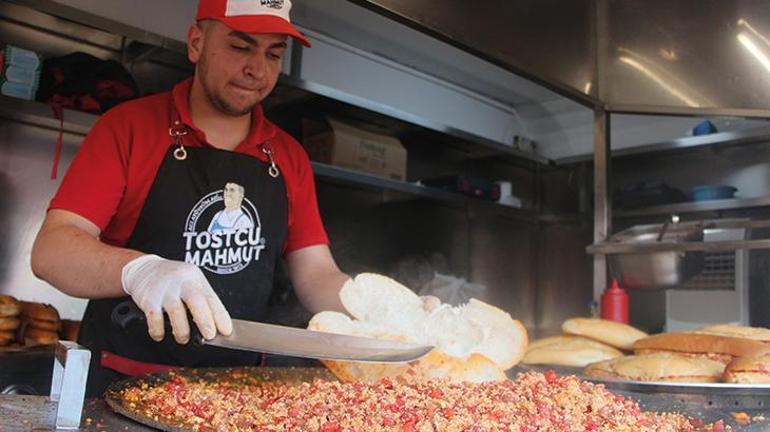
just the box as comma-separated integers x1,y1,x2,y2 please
118,370,728,431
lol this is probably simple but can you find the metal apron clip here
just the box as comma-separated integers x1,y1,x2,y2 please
169,120,189,160
262,142,280,178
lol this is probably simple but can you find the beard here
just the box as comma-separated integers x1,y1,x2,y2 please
198,52,257,117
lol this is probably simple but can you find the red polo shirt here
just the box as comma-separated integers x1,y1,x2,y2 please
50,78,328,254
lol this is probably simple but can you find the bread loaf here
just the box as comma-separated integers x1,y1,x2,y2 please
562,317,648,350
0,295,21,318
522,335,623,367
309,273,528,383
20,301,61,332
696,324,770,342
22,327,59,346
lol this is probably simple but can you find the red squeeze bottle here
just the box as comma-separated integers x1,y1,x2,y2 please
600,278,629,324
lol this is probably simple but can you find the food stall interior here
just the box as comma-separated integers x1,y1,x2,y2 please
0,1,770,428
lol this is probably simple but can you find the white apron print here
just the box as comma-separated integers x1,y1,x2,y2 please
182,182,266,275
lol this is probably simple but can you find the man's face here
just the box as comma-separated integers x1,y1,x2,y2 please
223,183,244,209
188,20,287,116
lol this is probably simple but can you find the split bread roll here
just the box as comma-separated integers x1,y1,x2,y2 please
309,273,528,383
723,352,770,384
584,352,726,383
522,335,623,367
633,332,769,365
562,317,648,350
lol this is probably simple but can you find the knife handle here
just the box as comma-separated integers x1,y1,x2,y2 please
111,299,204,345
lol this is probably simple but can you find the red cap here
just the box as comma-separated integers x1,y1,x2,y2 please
196,0,310,47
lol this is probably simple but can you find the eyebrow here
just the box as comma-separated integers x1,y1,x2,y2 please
228,31,288,50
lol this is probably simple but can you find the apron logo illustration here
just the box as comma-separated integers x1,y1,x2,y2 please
183,182,265,275
260,0,284,9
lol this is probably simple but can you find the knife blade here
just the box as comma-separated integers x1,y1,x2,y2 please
203,319,432,363
111,300,432,363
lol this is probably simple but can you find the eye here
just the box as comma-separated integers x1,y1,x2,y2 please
231,44,250,52
267,52,283,61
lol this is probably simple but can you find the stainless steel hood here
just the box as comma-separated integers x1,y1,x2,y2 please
350,0,770,119
347,0,598,109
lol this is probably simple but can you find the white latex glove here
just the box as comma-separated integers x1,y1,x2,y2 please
121,255,233,344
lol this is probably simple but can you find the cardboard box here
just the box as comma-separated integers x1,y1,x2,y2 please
303,117,407,181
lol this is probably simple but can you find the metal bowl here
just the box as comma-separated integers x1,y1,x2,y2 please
608,222,705,290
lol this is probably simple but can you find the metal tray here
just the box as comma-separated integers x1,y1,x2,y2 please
104,367,336,432
511,365,770,431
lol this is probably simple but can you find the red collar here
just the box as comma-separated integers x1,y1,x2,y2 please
171,78,277,150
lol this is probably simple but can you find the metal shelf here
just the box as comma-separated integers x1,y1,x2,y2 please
0,94,97,136
13,0,187,55
0,94,538,221
277,76,552,166
558,126,770,165
616,196,770,218
311,162,537,221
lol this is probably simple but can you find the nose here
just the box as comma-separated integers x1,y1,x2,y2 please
244,51,268,82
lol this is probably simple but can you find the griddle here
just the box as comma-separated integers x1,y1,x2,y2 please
4,365,769,430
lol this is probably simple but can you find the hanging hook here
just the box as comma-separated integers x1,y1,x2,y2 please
262,143,280,178
169,120,189,161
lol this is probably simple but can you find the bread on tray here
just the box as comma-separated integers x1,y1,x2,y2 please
522,335,623,367
562,317,648,350
723,352,770,384
584,352,726,383
632,332,769,365
695,323,770,343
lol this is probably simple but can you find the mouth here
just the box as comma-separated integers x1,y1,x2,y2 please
229,82,261,94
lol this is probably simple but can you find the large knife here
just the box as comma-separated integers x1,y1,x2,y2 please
111,300,432,363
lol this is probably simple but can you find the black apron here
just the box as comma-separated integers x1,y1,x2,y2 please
78,122,288,396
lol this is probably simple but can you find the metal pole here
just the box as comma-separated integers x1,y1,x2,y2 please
593,108,611,304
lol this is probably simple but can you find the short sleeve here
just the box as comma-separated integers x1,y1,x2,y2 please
49,111,128,231
283,145,329,254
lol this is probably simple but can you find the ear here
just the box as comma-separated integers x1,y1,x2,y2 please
187,23,205,64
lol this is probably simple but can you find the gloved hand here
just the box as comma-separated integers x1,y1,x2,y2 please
121,254,233,344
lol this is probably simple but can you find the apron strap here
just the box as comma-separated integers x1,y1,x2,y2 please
100,351,180,377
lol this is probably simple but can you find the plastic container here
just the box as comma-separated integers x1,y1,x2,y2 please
690,185,737,201
692,120,718,136
600,278,629,324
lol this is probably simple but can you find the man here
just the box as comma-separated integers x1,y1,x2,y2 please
31,0,349,396
208,182,253,234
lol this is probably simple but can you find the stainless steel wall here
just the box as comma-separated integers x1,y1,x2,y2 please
0,119,86,319
350,0,597,104
356,0,770,117
606,0,770,115
313,183,593,335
